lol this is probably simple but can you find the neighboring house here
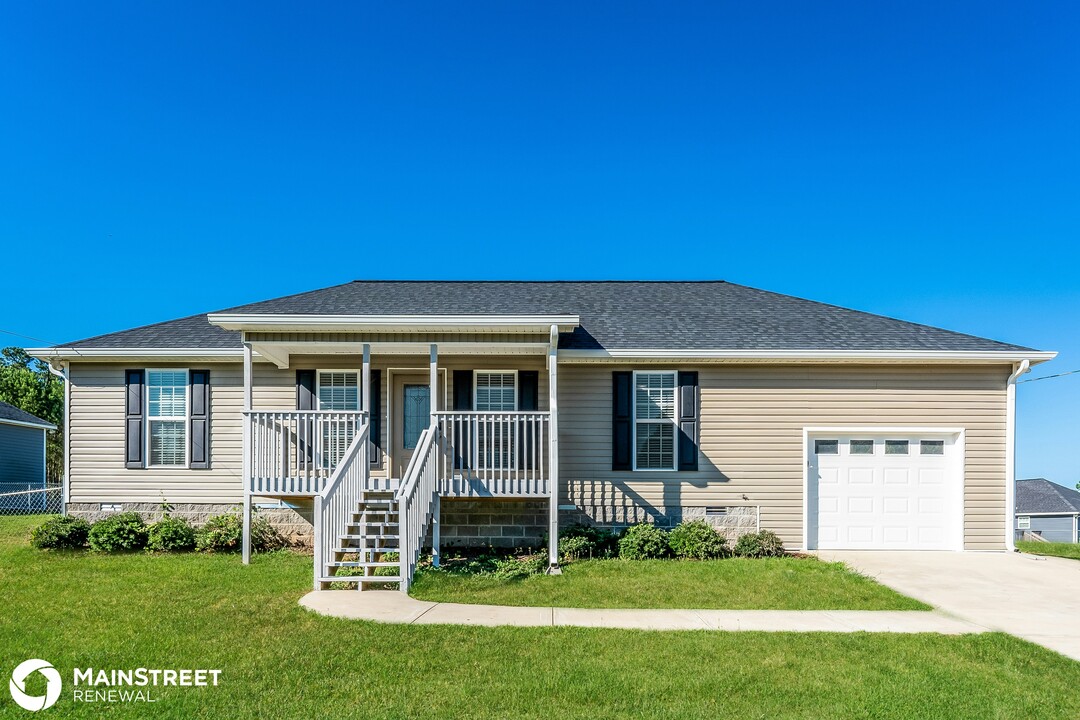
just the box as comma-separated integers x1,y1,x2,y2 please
0,400,56,513
29,281,1054,589
1015,478,1080,543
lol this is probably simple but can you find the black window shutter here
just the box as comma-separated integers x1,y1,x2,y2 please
453,370,473,469
517,371,539,469
678,371,699,471
612,371,632,471
189,370,210,469
125,369,145,469
369,369,381,467
296,370,316,469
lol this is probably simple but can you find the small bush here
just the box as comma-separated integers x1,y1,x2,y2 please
251,515,287,552
30,516,90,550
195,512,287,553
558,524,620,561
374,551,400,578
491,554,546,580
558,535,594,562
195,513,242,552
618,524,670,560
146,516,196,552
733,530,786,558
88,512,148,552
668,520,729,560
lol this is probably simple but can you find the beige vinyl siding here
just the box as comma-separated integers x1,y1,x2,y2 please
68,355,549,503
69,363,245,504
558,363,1009,551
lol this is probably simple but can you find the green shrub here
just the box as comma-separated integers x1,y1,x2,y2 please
146,516,196,552
668,520,729,560
195,513,242,552
558,535,593,562
618,524,670,560
491,553,546,580
88,512,148,552
195,512,287,553
558,524,619,561
374,551,400,577
733,530,786,558
30,516,90,550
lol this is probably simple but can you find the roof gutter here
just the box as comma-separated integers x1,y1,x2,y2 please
1005,358,1031,552
206,313,581,334
557,348,1057,364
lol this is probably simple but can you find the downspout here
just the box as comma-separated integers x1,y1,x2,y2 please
44,359,70,515
1005,359,1030,551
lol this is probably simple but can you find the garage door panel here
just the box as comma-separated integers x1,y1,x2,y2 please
810,432,961,551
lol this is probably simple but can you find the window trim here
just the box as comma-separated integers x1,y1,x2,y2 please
473,369,518,411
631,370,679,472
145,368,190,469
315,369,362,411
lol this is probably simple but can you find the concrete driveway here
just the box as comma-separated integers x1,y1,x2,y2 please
819,550,1080,661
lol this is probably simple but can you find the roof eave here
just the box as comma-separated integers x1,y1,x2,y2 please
206,313,581,334
557,349,1058,364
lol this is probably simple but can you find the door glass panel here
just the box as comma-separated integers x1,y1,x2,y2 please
849,440,874,455
402,385,430,450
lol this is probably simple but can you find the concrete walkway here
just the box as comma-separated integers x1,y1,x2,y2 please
300,590,984,634
820,550,1080,661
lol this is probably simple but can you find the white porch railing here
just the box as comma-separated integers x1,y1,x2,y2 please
397,423,439,592
314,423,370,588
434,411,550,497
245,411,367,495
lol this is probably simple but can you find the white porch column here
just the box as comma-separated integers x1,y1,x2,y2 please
547,324,561,573
432,495,441,568
362,344,371,418
242,341,253,565
429,344,439,415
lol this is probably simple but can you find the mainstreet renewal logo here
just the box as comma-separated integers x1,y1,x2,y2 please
8,660,222,711
9,660,61,712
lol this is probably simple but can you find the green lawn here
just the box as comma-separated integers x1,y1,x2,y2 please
1017,540,1080,560
3,515,1080,719
410,557,929,610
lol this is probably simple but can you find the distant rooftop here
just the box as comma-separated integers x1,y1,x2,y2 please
1016,478,1080,515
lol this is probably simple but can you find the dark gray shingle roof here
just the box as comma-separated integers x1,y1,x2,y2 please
0,400,55,429
60,280,1036,353
1016,478,1080,515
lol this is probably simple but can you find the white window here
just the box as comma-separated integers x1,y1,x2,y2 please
147,370,188,467
885,440,909,455
475,372,516,467
920,440,945,455
475,371,516,411
814,440,839,455
317,371,360,467
849,439,874,455
1017,516,1030,530
633,371,677,470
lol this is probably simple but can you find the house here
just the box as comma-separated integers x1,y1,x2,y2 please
28,280,1054,589
1015,478,1080,543
0,400,56,513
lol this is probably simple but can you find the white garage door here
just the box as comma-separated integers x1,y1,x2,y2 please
808,433,962,550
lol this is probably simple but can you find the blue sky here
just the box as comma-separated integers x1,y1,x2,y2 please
1,2,1077,485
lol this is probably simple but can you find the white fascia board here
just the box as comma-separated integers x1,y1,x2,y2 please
207,313,581,333
0,417,56,431
27,347,246,361
557,348,1058,364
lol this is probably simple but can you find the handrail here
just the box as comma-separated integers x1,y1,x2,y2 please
396,422,440,592
313,423,369,589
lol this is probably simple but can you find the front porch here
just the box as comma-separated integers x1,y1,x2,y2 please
229,321,566,591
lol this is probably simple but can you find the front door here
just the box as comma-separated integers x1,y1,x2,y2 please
392,374,430,478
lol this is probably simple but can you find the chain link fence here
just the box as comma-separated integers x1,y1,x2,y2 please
0,484,63,515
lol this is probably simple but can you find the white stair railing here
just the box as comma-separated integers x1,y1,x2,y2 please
396,423,439,592
313,422,370,589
